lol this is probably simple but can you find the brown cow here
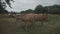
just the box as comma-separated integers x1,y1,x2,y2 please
16,13,49,31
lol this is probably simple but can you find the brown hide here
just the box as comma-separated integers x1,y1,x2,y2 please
16,13,34,22
34,14,48,21
16,13,48,21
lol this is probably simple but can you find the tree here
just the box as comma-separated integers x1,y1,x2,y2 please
0,0,14,14
0,0,14,8
4,10,9,14
46,5,60,14
34,5,43,14
34,5,48,14
42,4,60,14
20,11,25,14
24,9,33,13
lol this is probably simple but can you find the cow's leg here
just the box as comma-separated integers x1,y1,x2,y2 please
24,22,29,32
15,18,18,27
31,19,34,26
16,18,22,28
16,18,19,26
41,21,44,26
15,18,19,24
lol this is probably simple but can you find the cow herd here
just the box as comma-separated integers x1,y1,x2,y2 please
16,13,49,31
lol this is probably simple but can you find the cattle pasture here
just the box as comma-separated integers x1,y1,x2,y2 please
0,14,60,34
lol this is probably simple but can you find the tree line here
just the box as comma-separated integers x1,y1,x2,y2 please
20,4,60,14
0,0,60,14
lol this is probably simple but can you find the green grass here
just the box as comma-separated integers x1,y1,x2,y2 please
0,14,60,34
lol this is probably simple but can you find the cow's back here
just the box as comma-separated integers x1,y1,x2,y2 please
16,13,48,22
34,14,48,21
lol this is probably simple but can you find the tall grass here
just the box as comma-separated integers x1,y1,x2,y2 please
0,14,60,34
0,15,16,34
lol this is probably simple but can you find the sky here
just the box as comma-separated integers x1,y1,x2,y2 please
6,0,60,12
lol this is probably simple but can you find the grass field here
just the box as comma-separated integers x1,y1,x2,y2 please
0,14,60,34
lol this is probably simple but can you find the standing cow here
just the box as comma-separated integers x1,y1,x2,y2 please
16,13,49,31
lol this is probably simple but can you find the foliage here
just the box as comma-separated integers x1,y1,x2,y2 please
34,5,44,14
45,5,60,14
20,4,60,14
0,10,9,14
20,9,33,14
0,0,14,14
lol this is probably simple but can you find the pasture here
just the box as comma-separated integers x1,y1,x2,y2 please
0,14,60,34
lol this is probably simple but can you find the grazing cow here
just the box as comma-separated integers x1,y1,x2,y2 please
16,13,49,31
